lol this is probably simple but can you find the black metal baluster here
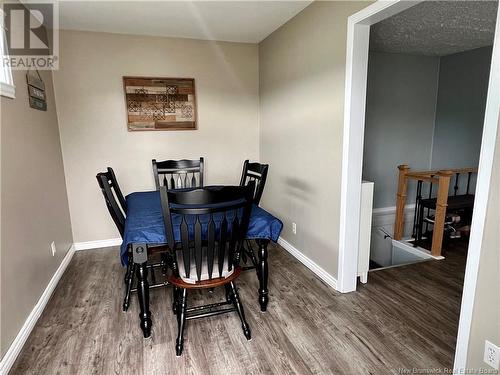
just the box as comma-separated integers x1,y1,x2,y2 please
170,174,175,190
454,173,460,196
417,201,425,248
412,180,422,239
163,174,168,188
191,172,196,188
184,172,188,189
466,172,472,195
414,180,422,247
425,177,434,234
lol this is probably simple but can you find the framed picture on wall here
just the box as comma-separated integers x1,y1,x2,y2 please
123,76,197,131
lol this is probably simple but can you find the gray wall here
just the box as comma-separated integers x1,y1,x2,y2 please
363,52,440,208
1,65,73,357
363,47,492,209
53,30,259,243
259,1,371,278
431,47,492,170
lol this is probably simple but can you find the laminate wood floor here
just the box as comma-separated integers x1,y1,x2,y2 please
10,242,466,375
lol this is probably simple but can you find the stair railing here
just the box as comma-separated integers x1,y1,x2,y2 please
393,164,477,257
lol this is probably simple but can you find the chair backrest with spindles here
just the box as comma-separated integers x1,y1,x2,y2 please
152,158,204,190
239,160,269,205
96,167,127,237
160,184,254,283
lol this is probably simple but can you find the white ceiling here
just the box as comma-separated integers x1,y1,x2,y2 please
370,1,498,56
58,1,312,43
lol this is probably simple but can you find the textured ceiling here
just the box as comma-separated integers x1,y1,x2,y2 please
370,1,498,56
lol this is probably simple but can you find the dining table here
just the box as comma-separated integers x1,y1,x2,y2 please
121,187,283,338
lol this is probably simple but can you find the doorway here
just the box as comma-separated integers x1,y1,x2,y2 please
338,0,500,371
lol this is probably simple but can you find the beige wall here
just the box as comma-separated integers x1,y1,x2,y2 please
466,116,500,369
53,30,259,243
1,68,73,356
259,1,370,277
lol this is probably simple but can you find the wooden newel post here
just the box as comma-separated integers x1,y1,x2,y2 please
431,170,453,257
394,164,410,240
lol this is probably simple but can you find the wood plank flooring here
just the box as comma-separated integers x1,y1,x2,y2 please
10,242,466,374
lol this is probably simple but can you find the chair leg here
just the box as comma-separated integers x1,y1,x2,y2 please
241,248,248,264
172,286,179,315
246,240,258,266
123,263,136,311
124,262,132,285
176,289,188,356
161,253,168,276
224,284,233,302
230,282,251,340
150,265,156,285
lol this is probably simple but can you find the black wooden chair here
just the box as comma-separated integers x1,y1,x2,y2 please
239,160,269,269
152,158,204,190
96,168,168,312
239,159,269,205
96,168,126,235
160,183,254,356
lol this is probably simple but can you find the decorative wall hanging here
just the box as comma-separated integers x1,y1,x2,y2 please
26,70,47,111
123,77,197,131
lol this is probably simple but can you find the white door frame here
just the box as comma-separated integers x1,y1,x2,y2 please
338,0,500,371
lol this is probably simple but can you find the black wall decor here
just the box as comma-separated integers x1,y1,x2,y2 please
27,71,47,111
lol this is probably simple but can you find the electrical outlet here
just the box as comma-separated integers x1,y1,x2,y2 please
50,241,56,257
292,222,297,235
484,340,500,369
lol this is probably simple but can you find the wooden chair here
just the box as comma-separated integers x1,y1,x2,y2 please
96,168,126,236
152,158,204,190
96,168,168,312
239,159,269,205
239,160,269,269
160,183,254,356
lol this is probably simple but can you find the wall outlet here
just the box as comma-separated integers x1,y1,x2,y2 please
484,340,500,369
292,222,297,235
50,241,56,256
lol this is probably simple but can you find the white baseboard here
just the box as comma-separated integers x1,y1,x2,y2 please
74,238,122,251
0,245,75,374
278,237,338,291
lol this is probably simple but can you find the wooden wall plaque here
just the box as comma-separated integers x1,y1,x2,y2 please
123,77,197,131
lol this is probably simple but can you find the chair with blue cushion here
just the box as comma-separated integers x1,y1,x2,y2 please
239,160,269,269
96,168,168,312
160,183,255,356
